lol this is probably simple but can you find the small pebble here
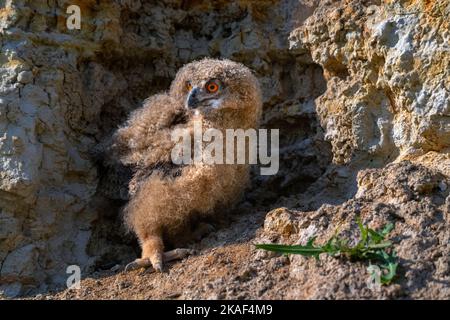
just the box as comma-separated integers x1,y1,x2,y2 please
110,264,122,272
17,71,33,84
117,281,131,290
166,292,181,299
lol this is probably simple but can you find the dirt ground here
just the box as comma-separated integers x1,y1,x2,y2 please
26,210,296,300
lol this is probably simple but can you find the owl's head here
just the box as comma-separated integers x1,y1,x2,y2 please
170,58,261,118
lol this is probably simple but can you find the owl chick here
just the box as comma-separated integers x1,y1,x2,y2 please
110,58,262,272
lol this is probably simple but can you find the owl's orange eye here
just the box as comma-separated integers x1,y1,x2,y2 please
206,81,219,93
186,82,192,91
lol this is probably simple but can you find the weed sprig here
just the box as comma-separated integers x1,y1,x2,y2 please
256,218,398,285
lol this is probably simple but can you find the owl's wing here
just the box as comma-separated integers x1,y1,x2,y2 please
92,94,188,200
92,94,188,199
109,93,188,168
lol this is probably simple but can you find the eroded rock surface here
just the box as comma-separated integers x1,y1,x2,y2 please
290,0,450,166
260,162,449,299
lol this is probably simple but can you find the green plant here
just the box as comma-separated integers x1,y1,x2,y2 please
256,218,398,285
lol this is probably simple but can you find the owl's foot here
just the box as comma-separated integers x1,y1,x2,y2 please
124,248,194,272
125,235,163,272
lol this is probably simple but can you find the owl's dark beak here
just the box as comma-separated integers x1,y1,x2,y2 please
187,87,200,109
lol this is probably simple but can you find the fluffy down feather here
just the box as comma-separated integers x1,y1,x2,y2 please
108,58,262,271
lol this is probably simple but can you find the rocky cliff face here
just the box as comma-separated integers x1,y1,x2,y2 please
262,0,450,299
291,0,450,167
0,0,448,298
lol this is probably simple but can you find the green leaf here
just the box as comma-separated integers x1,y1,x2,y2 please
255,219,399,286
378,251,398,284
380,222,395,237
306,236,317,247
367,228,384,244
367,241,392,250
254,243,324,258
380,261,398,284
356,217,369,247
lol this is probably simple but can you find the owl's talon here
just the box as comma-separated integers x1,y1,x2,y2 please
164,248,194,262
153,261,164,273
124,258,152,272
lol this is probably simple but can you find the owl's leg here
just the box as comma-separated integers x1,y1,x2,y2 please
141,235,164,271
125,235,164,272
